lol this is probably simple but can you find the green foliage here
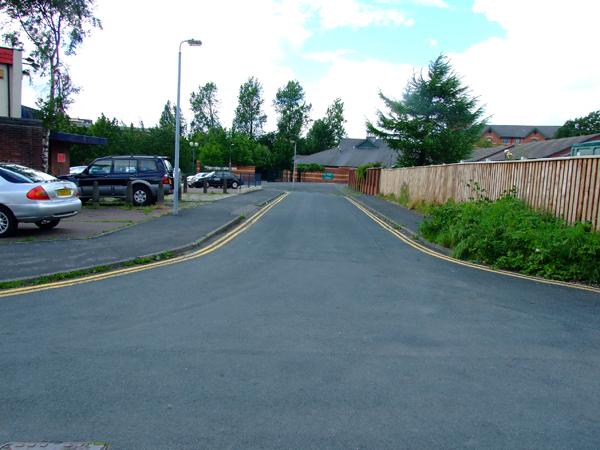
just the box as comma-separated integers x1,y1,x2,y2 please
233,76,267,139
274,80,312,142
1,0,102,125
555,110,600,138
304,98,347,155
190,82,221,133
296,163,324,173
368,55,486,167
420,194,600,284
356,162,382,181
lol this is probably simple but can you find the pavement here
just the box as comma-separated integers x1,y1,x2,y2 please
1,183,600,449
0,188,281,282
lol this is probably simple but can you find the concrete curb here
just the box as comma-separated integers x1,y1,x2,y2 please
1,191,286,286
349,196,452,257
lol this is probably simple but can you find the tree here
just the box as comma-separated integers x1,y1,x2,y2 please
233,76,267,139
555,110,600,138
304,98,347,154
368,55,486,167
190,82,220,133
0,0,102,125
273,80,312,142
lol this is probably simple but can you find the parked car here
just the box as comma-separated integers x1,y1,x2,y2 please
187,171,215,188
205,171,243,189
0,163,81,237
60,155,174,206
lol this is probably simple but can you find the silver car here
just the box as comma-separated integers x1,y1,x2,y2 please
0,163,82,237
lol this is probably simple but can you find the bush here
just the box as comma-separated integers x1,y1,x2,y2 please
296,163,324,173
356,162,382,181
420,195,600,284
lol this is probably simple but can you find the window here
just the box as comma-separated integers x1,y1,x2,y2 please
502,137,509,144
0,167,31,183
515,138,521,144
138,159,158,172
112,159,137,174
89,160,112,175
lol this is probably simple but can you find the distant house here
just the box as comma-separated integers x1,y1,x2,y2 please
295,137,396,168
482,125,560,146
290,137,396,183
467,134,600,162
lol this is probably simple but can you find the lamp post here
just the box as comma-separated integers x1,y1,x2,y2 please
173,38,202,216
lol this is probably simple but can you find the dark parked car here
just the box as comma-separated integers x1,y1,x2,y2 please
205,171,243,189
61,156,173,206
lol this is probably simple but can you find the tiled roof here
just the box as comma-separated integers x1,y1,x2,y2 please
485,134,600,161
483,124,561,139
295,138,397,168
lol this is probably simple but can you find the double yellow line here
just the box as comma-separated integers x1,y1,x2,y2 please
0,193,289,299
346,196,600,294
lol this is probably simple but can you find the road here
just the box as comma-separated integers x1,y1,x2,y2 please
2,183,600,449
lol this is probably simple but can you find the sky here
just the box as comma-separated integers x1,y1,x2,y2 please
17,0,600,137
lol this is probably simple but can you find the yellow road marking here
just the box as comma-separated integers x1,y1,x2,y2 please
0,193,289,299
346,196,600,294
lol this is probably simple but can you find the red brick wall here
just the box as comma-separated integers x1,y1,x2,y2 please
483,129,549,145
49,141,70,176
0,118,45,170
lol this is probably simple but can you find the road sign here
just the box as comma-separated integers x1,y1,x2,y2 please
322,172,334,180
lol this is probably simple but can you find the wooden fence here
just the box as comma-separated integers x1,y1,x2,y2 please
348,168,381,195
379,156,600,229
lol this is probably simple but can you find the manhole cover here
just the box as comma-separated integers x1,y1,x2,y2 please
1,444,109,449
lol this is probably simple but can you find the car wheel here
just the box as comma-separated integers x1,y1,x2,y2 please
0,206,17,238
35,219,60,230
132,185,152,206
231,181,239,189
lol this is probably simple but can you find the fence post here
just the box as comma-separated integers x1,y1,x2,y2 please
157,181,164,204
92,181,99,205
183,172,188,193
126,181,133,205
203,179,208,193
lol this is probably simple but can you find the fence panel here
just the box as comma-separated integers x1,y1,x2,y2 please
378,157,600,230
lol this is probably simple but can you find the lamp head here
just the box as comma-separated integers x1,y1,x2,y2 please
187,39,203,47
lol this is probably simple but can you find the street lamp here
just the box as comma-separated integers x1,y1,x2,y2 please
173,38,202,216
190,141,199,173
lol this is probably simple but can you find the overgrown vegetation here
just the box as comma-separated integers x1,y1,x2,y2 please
356,162,382,181
296,163,324,173
420,191,600,284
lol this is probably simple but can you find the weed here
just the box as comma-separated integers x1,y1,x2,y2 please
420,194,600,284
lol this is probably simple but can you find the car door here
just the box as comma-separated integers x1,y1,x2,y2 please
110,159,137,198
79,159,113,196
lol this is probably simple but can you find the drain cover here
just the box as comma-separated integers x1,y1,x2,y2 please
1,444,109,449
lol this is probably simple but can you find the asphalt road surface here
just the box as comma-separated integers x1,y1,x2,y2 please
2,184,600,449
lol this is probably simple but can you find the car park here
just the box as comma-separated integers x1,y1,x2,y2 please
0,163,81,237
205,171,243,189
61,155,174,206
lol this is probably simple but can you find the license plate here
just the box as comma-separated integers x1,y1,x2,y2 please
56,188,72,197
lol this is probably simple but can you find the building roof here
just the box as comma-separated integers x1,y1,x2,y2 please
485,134,600,161
465,145,511,162
483,124,560,139
49,131,107,146
295,138,397,168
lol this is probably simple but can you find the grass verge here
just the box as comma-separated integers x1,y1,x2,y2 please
420,195,600,284
0,251,174,291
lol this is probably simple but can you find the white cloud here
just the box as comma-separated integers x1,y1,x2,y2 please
411,0,449,8
428,38,438,47
451,0,600,125
306,0,414,29
303,49,356,63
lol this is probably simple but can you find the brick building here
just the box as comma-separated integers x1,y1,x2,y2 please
482,125,560,146
0,46,106,175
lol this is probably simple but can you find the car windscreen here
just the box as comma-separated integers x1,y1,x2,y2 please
0,164,56,182
0,167,33,183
